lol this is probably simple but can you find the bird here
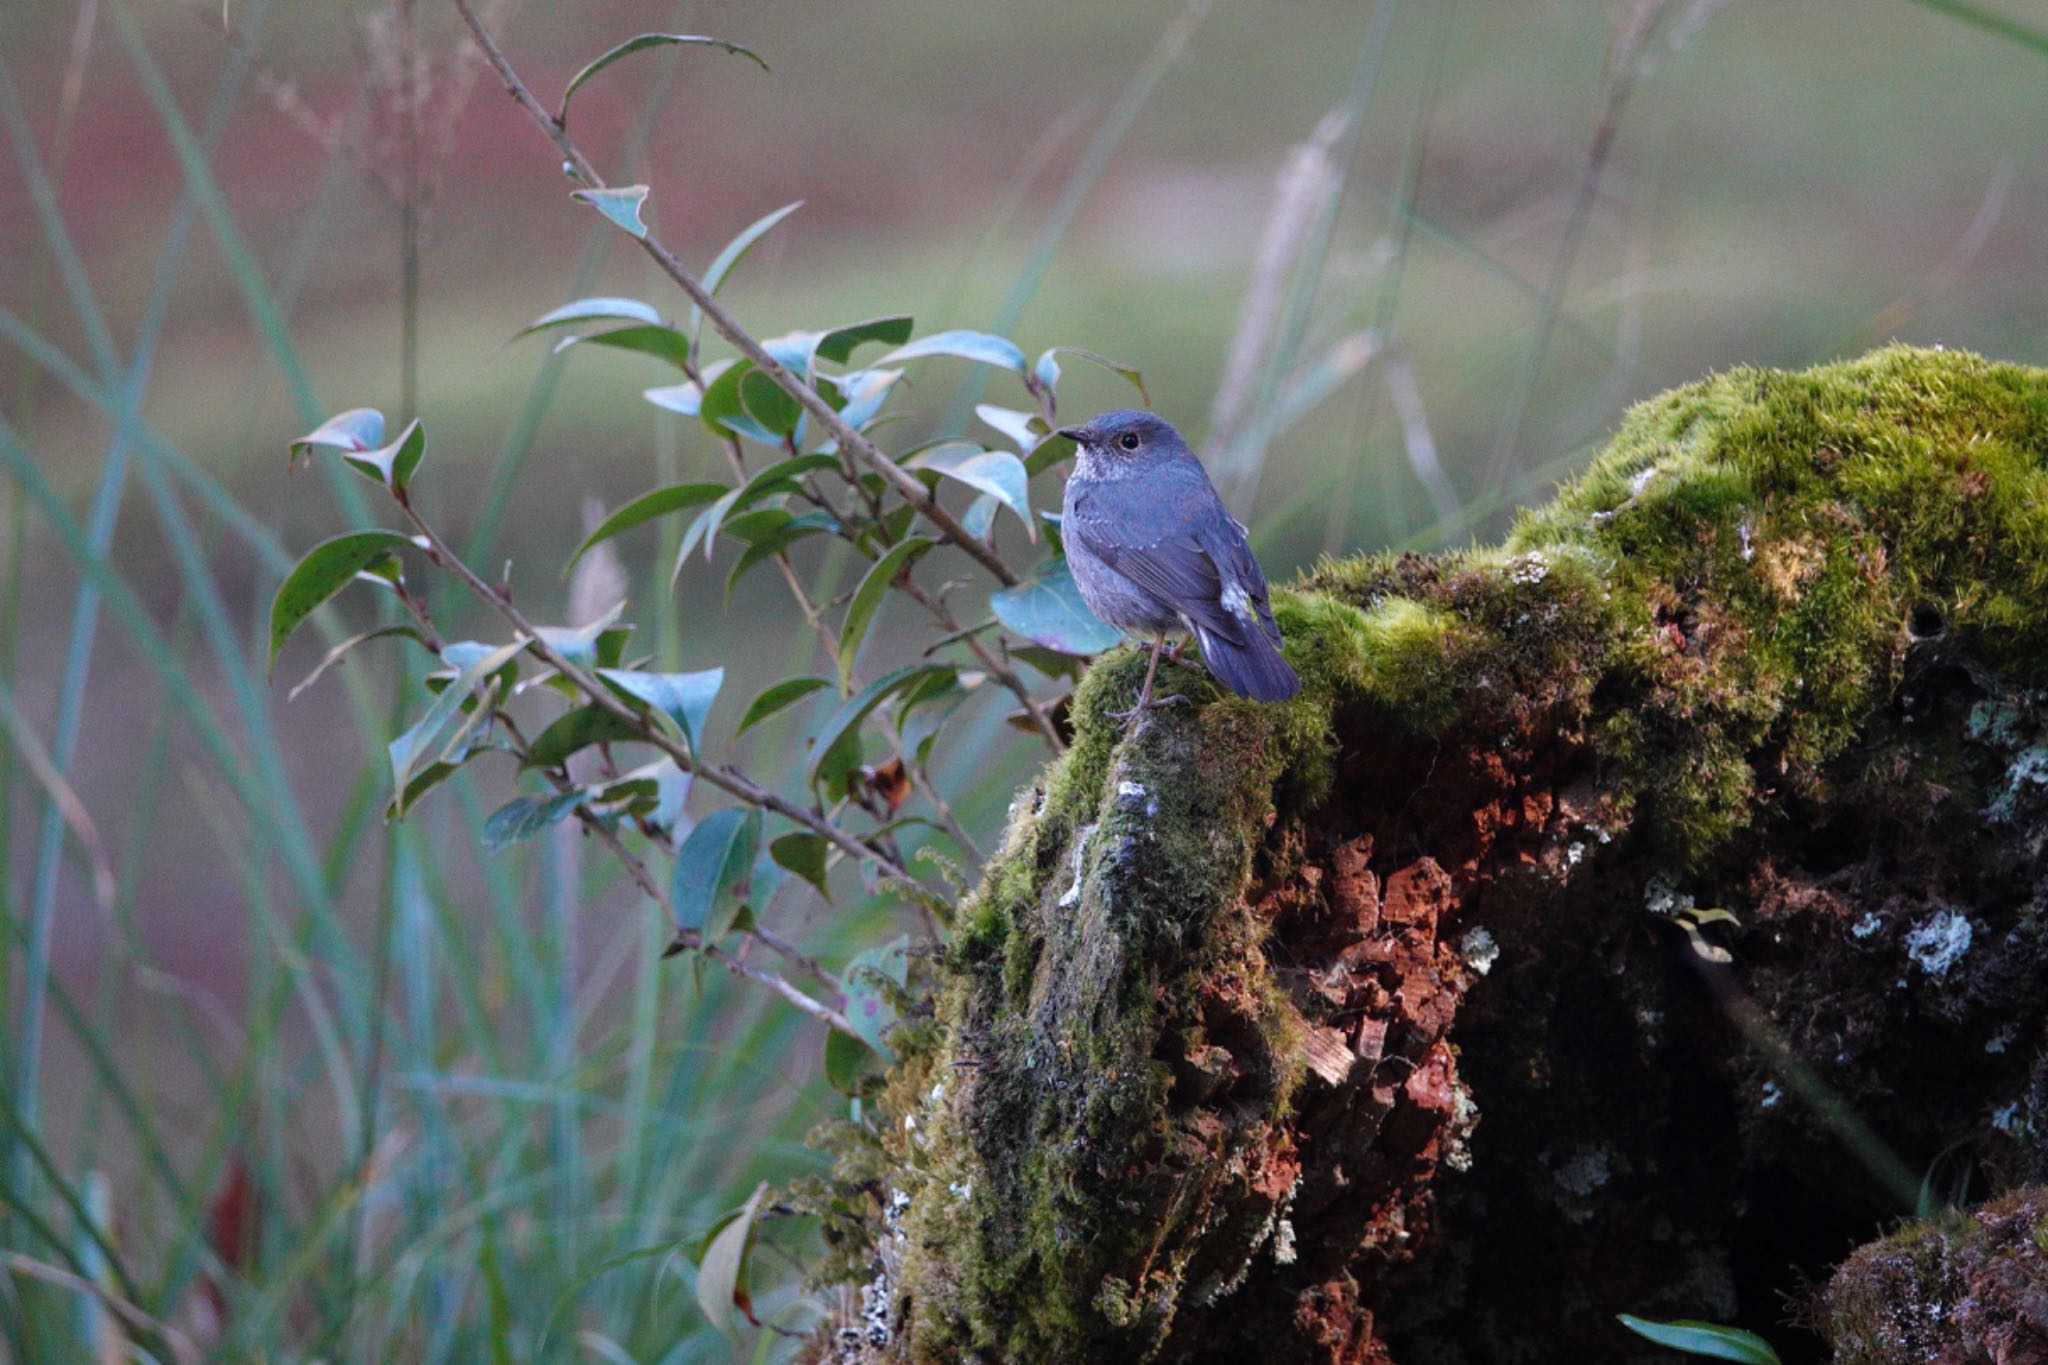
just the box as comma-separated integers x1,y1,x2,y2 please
1056,409,1300,734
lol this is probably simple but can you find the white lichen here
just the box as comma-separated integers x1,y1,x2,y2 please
1058,822,1097,908
1849,911,1884,940
1644,874,1694,918
1903,909,1973,978
1508,550,1550,585
1460,926,1500,976
1760,1080,1782,1109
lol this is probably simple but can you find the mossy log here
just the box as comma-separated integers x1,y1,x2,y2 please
808,346,2048,1363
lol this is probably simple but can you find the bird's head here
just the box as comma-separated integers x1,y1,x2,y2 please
1057,410,1188,478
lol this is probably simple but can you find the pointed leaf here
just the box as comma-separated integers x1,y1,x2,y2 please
389,640,525,813
597,667,724,755
738,368,801,436
518,297,662,337
911,443,1033,539
838,537,932,693
568,481,727,572
555,323,692,370
961,492,999,541
725,511,837,596
1040,346,1149,404
573,185,651,238
325,418,424,493
483,790,590,853
1614,1316,1782,1364
559,34,767,123
737,677,831,734
770,831,830,897
703,201,803,298
879,329,1027,375
814,315,914,365
288,408,385,467
828,368,902,436
974,404,1044,453
991,553,1122,655
806,663,951,786
695,1182,769,1342
525,705,648,769
287,624,427,701
268,530,417,671
1032,348,1061,394
669,807,761,943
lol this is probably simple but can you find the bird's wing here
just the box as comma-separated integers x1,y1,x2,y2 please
1066,475,1263,646
1197,520,1284,646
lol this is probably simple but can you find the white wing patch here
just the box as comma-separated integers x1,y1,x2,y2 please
1221,580,1255,622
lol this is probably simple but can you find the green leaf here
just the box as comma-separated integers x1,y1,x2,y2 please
838,537,933,693
991,553,1122,655
725,510,837,596
559,33,767,124
814,315,914,365
573,185,651,239
517,297,662,337
806,663,951,787
844,937,910,1054
1024,428,1077,478
532,601,627,671
739,367,801,436
823,370,904,440
525,705,648,769
554,323,692,370
669,807,762,943
896,666,969,765
737,677,831,734
695,1182,768,1342
911,443,1033,539
596,667,724,756
288,408,385,467
974,404,1044,453
389,640,525,814
1032,348,1061,394
1614,1316,1782,1364
703,202,803,298
697,359,781,443
336,418,425,493
769,831,830,897
286,624,426,701
961,492,999,541
568,481,727,572
1039,345,1149,404
879,329,1027,375
267,529,417,671
483,789,589,853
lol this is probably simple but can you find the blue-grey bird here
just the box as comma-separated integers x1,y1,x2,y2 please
1056,410,1299,730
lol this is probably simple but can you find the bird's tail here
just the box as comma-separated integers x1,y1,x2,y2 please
1196,626,1301,702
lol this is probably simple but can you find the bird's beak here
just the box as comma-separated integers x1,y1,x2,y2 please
1056,426,1087,443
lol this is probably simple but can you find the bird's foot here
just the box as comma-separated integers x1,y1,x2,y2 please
1109,693,1188,735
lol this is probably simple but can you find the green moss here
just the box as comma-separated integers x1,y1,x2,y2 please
855,346,2048,1358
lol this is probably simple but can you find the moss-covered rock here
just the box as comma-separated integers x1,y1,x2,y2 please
812,346,2048,1363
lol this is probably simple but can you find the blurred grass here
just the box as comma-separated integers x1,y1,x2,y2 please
3,0,2047,1358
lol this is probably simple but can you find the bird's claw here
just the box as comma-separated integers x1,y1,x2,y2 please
1109,693,1188,733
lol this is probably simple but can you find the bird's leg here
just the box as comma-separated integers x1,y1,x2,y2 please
1106,632,1186,734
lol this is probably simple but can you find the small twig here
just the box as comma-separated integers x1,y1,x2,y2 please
452,0,1019,587
912,765,983,865
575,803,861,1039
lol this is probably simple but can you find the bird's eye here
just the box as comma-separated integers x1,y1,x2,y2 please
1117,431,1141,451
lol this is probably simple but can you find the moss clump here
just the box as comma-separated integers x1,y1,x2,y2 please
1822,1187,2048,1363
835,346,2048,1361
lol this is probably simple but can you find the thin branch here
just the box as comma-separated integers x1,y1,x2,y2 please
573,801,862,1040
394,491,910,882
451,0,1019,587
898,574,1064,753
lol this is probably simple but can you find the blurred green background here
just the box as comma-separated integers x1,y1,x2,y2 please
2,0,2044,1358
